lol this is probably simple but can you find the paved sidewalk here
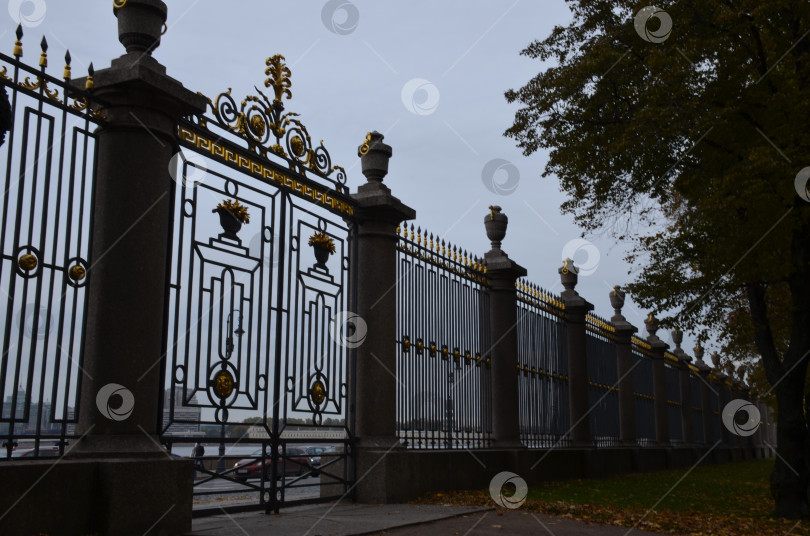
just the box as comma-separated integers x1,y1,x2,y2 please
187,503,669,536
187,504,490,536
375,509,670,535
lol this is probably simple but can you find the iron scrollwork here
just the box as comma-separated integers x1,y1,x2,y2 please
210,54,346,189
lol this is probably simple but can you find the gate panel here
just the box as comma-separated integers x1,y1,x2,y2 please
0,33,101,459
161,56,357,514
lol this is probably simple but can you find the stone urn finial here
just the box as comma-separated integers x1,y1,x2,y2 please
558,258,579,291
692,341,709,371
609,285,625,316
711,351,720,368
671,327,686,359
358,131,392,183
644,313,659,338
114,0,168,55
671,328,691,362
671,327,683,348
694,341,704,362
484,205,508,251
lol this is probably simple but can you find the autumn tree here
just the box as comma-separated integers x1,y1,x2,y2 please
505,0,810,518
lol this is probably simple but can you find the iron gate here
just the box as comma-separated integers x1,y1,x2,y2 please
160,55,358,515
0,29,101,460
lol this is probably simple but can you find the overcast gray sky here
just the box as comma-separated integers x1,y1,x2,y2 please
3,0,698,354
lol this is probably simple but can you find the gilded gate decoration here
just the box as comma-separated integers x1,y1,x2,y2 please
162,55,357,514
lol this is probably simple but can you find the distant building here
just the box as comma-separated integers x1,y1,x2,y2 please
0,390,76,437
161,387,203,436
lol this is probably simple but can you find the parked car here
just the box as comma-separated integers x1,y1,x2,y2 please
299,445,327,466
233,447,319,481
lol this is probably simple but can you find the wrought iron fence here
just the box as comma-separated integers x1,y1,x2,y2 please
709,380,721,442
632,337,656,446
395,224,492,449
585,312,620,447
0,28,101,459
690,371,705,444
665,354,683,445
516,281,569,448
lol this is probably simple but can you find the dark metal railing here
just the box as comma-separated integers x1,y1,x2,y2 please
690,371,705,444
516,281,569,448
665,354,683,445
0,28,102,459
632,338,656,446
395,224,492,449
585,312,620,447
709,380,721,442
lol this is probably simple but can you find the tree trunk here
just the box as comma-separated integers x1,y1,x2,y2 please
747,281,810,519
770,370,809,518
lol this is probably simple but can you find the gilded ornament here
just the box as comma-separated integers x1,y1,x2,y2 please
68,265,86,281
358,132,371,155
264,54,292,104
308,231,335,253
20,77,42,91
213,370,234,398
206,58,346,181
70,97,88,112
18,254,37,271
310,380,326,405
290,135,305,157
249,114,266,137
216,199,250,224
12,24,22,57
84,63,96,91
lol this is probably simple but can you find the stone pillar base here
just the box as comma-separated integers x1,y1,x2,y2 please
0,457,192,536
354,445,410,503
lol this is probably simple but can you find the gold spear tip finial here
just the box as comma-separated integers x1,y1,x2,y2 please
13,24,23,57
